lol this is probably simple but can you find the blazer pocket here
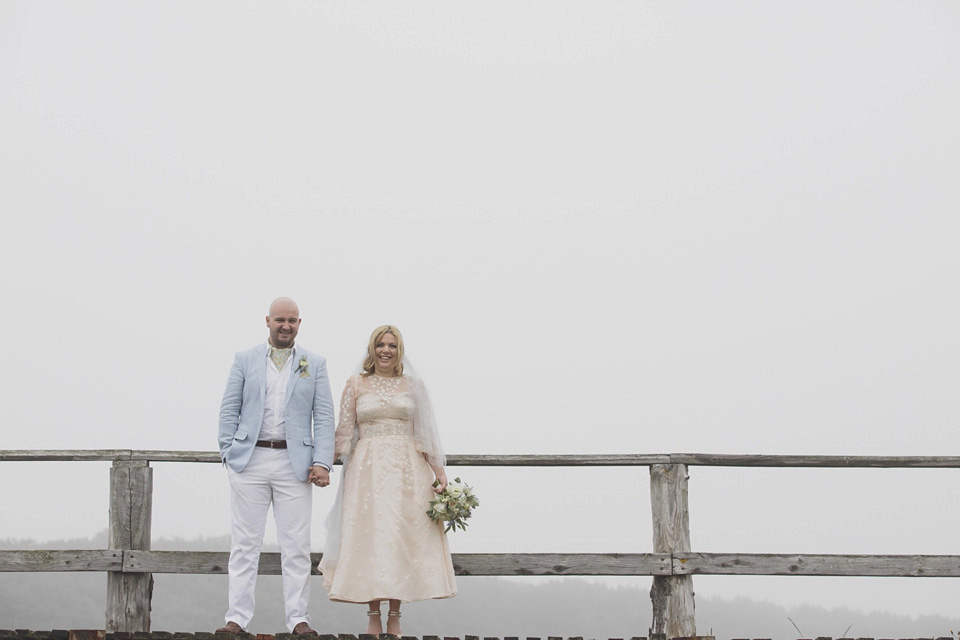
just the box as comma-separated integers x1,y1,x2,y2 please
234,431,249,442
302,435,313,446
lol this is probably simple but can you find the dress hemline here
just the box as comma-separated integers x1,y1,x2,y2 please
325,590,459,604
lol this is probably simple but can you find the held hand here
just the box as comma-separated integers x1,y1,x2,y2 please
308,465,330,488
432,468,448,494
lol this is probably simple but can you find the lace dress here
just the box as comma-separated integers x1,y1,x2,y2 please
320,374,458,603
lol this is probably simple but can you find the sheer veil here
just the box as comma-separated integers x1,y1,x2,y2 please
320,354,445,573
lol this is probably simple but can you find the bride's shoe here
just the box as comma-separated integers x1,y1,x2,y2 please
365,610,383,635
386,610,402,636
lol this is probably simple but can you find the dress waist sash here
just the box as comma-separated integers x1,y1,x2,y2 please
358,422,412,438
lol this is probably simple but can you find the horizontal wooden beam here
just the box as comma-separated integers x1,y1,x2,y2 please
5,449,960,467
124,550,230,573
674,553,960,577
131,453,673,466
0,550,123,571
0,450,135,462
668,453,960,468
130,450,220,463
122,551,673,576
6,549,960,577
452,552,673,576
448,454,671,466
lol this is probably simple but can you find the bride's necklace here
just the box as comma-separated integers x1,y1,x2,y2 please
369,374,402,406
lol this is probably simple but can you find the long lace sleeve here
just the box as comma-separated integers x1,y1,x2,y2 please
334,376,358,460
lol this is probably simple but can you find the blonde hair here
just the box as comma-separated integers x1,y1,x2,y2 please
362,325,405,377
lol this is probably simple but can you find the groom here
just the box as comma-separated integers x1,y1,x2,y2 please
217,297,335,635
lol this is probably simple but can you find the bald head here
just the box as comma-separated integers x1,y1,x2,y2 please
265,297,301,348
268,297,299,317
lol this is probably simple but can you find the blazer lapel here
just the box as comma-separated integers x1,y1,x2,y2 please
256,344,268,404
284,351,303,406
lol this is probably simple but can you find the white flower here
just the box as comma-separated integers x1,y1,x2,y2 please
427,476,478,533
296,357,309,375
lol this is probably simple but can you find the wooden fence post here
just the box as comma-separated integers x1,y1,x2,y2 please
106,459,153,632
649,463,695,638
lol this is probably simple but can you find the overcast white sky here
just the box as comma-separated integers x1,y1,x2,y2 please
2,0,959,621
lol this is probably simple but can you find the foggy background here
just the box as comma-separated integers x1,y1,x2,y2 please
2,0,959,633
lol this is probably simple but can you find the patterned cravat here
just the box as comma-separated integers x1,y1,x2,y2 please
270,347,293,371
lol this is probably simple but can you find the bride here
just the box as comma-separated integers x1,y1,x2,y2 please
319,325,458,635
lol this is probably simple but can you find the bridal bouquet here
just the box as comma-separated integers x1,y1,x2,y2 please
427,477,479,533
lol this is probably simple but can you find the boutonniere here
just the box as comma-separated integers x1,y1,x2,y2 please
295,356,310,378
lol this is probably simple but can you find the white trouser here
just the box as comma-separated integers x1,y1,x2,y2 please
225,447,313,631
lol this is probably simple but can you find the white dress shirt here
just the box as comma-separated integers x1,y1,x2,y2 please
259,343,295,441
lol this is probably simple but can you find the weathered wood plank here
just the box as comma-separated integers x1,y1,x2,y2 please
129,464,152,552
135,453,671,466
129,450,221,463
668,453,960,468
447,455,672,467
452,553,673,576
649,464,695,638
0,449,133,462
5,449,960,468
0,550,122,572
8,549,960,578
673,553,960,577
123,551,673,576
109,463,133,550
106,572,153,633
0,451,670,466
125,550,234,574
107,460,153,633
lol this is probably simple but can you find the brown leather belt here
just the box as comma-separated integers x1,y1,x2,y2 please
255,440,287,449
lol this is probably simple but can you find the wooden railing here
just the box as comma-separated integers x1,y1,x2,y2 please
2,450,960,638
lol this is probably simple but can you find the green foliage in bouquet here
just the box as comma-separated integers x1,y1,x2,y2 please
427,477,479,533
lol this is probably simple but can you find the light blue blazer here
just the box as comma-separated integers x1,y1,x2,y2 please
218,343,335,482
